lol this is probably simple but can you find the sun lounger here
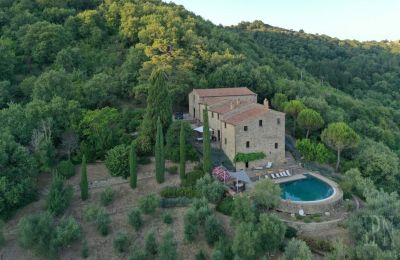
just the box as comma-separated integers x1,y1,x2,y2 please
286,170,291,176
265,162,272,169
276,173,282,178
281,172,287,177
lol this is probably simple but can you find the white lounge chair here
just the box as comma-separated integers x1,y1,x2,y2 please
271,174,276,179
286,170,291,176
265,162,273,169
276,173,282,178
281,172,287,177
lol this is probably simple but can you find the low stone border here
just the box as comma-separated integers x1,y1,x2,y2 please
281,215,346,235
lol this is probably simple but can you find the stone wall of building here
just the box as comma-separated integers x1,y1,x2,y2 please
233,109,285,169
221,123,236,162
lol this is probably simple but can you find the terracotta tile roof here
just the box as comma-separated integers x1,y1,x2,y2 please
200,97,224,106
194,87,256,97
209,100,250,114
223,105,268,125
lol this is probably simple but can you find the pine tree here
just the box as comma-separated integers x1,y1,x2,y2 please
80,155,88,200
155,117,165,183
203,106,212,174
129,142,137,189
179,122,186,180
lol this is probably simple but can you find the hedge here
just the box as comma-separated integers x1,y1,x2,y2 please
160,187,198,198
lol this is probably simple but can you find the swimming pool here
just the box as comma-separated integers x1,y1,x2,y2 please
280,175,335,202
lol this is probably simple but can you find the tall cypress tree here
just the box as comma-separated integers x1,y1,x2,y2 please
137,69,172,153
203,106,212,174
80,155,88,200
155,117,165,183
129,142,137,189
179,122,186,180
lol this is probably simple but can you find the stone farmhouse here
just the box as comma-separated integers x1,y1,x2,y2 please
188,87,285,170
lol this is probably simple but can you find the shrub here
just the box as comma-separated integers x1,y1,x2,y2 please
167,165,178,174
181,170,205,187
138,156,151,165
128,207,143,231
163,213,173,224
83,204,110,236
159,197,192,208
105,144,129,178
145,230,158,255
195,175,225,204
285,226,298,239
184,208,198,242
46,173,73,216
84,204,103,222
130,246,147,260
160,186,198,198
138,193,160,214
96,211,111,236
284,238,313,260
296,139,333,164
57,160,75,178
216,196,234,216
197,206,213,226
211,250,224,260
54,217,81,248
196,249,207,260
113,231,129,253
159,231,178,260
302,236,333,252
204,214,224,245
192,197,209,210
81,239,89,258
17,212,81,258
100,187,115,206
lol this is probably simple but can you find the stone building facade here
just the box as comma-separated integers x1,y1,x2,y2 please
188,87,285,170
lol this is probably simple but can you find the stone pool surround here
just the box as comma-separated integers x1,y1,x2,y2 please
275,172,343,215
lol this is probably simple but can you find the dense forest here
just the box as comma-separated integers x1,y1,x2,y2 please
1,0,400,257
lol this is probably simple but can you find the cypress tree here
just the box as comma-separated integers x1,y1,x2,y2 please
155,117,165,183
80,155,88,200
138,69,172,150
129,142,137,189
203,106,212,174
179,122,186,180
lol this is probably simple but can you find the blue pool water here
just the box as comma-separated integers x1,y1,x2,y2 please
280,176,334,202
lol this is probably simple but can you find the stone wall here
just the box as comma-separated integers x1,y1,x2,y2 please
234,109,286,169
282,217,346,236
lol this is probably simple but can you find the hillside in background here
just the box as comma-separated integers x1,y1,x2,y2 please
1,0,399,213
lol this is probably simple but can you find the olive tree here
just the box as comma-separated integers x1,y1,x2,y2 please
250,179,281,209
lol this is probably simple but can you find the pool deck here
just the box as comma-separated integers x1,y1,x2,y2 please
273,173,307,184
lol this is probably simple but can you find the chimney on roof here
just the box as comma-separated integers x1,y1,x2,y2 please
263,98,269,110
230,101,234,110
